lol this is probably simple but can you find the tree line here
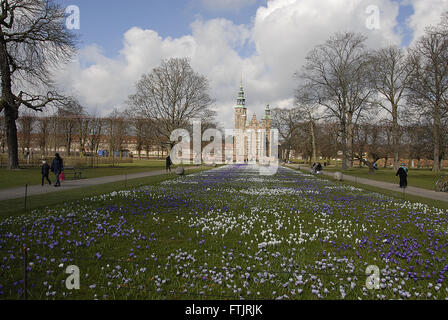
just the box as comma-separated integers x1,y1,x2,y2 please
0,0,215,169
2,1,446,171
274,12,448,173
0,105,191,159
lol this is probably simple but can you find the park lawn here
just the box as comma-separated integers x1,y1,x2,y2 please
0,160,168,190
0,167,208,220
323,166,448,191
1,165,448,300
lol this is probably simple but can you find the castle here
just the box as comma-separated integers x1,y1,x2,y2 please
233,81,273,162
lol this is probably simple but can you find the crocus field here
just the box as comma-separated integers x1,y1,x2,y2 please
1,165,448,300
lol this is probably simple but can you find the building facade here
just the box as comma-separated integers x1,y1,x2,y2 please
233,81,273,162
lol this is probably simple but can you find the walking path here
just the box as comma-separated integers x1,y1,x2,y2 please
285,164,448,203
0,167,204,201
2,164,446,204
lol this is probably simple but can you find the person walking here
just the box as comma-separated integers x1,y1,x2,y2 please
396,162,408,188
41,160,52,186
166,155,172,173
311,163,316,174
51,153,64,187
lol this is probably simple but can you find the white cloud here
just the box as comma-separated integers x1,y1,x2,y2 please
406,0,448,45
56,0,410,130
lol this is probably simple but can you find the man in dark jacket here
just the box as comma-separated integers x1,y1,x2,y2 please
41,160,51,186
396,163,408,188
166,155,172,173
51,153,64,187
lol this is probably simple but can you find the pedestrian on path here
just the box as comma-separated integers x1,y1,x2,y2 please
51,153,64,187
41,160,52,186
166,155,172,173
396,162,408,188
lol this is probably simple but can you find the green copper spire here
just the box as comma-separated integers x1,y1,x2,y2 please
235,79,246,109
262,104,272,120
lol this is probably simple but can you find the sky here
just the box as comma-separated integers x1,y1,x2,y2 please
53,0,448,129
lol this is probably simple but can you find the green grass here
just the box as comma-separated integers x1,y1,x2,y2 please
0,160,184,189
295,168,448,210
2,165,448,300
321,166,448,191
0,167,208,219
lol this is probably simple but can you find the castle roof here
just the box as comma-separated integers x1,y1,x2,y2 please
234,79,246,109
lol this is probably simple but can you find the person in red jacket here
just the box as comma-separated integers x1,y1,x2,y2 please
50,153,64,187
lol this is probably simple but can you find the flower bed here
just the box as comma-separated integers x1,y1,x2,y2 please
1,164,447,300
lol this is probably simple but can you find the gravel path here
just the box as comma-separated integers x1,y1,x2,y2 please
0,167,203,201
285,164,448,203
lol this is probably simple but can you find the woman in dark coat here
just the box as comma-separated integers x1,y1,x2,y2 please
166,155,172,173
396,163,408,188
51,153,64,187
41,160,52,186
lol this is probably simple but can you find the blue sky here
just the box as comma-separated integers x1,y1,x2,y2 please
57,0,267,58
54,0,446,128
57,0,415,58
394,1,415,45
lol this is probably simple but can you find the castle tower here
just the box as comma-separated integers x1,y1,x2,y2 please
234,80,247,130
262,104,272,129
262,104,272,157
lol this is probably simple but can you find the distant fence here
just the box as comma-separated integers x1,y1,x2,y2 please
0,154,133,168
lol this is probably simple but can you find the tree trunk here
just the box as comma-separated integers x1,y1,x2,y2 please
1,35,20,169
432,109,441,173
341,119,348,171
310,120,317,164
392,103,400,171
346,113,354,169
4,108,19,169
285,146,291,162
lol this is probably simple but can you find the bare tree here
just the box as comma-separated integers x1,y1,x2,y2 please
407,13,448,172
133,118,145,159
48,114,60,154
370,46,413,170
317,121,340,164
17,111,35,155
70,101,89,157
299,32,373,170
0,0,77,169
295,87,325,164
36,116,50,156
271,107,302,162
0,113,6,153
57,102,82,156
128,58,214,150
353,121,391,173
86,115,103,156
106,109,128,158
